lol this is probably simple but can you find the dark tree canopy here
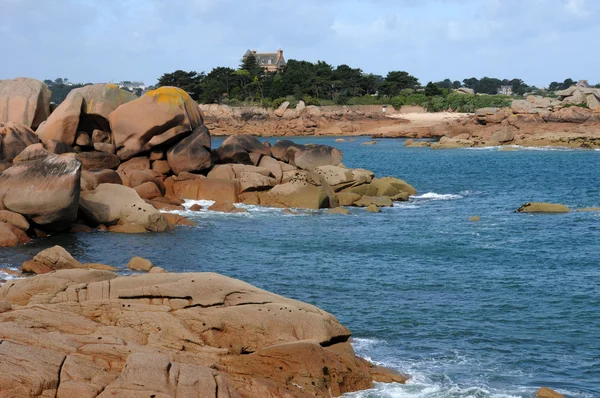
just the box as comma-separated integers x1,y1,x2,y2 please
425,82,442,97
157,70,205,100
379,71,420,96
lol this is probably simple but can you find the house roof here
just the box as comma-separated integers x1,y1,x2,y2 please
243,50,286,67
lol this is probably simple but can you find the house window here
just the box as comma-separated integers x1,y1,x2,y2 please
268,59,272,64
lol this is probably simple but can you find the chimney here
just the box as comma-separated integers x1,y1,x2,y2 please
277,49,283,59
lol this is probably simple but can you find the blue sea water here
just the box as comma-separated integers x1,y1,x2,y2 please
2,137,600,397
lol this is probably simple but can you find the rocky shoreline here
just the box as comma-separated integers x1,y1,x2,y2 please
0,78,418,250
0,245,408,397
0,78,418,396
0,78,574,397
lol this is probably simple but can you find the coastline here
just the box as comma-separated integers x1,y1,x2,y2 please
202,102,600,150
0,79,592,396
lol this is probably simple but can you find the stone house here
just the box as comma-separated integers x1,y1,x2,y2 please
497,85,513,96
243,49,286,72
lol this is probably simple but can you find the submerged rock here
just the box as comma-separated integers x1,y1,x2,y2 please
537,387,565,398
516,202,570,213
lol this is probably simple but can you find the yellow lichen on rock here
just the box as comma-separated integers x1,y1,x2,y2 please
145,86,190,106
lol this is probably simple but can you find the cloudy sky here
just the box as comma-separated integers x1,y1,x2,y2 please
1,0,598,87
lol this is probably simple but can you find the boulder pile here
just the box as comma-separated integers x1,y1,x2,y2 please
0,78,417,247
0,249,407,397
556,80,600,111
409,91,600,149
199,102,409,137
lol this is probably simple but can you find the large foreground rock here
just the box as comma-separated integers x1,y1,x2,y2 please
109,86,203,160
0,153,81,229
80,183,169,231
0,77,51,129
0,269,404,397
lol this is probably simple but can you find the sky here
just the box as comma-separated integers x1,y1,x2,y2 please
1,0,599,87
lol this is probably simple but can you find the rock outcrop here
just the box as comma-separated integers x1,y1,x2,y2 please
0,77,51,129
166,125,212,174
37,84,136,146
21,245,117,274
0,122,40,163
0,268,406,397
79,183,169,232
109,86,203,160
0,153,81,229
0,78,419,245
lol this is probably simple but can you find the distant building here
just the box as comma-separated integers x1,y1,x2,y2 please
243,49,286,72
497,85,513,95
118,81,147,90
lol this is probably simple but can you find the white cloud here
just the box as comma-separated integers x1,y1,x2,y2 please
565,0,588,17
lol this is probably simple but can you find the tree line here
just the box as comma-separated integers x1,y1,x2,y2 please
42,60,599,110
156,55,599,110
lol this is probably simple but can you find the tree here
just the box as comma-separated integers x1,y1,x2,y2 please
424,82,442,97
360,73,383,95
561,78,575,90
332,64,364,97
548,81,561,91
380,71,419,96
200,67,236,103
452,81,462,89
54,78,64,85
509,78,529,96
157,70,205,100
462,78,479,92
240,54,263,78
476,77,502,95
434,79,453,90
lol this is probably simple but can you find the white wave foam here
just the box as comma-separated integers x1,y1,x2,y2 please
392,203,419,209
343,381,528,398
0,267,23,285
414,192,463,201
162,199,313,218
465,145,578,152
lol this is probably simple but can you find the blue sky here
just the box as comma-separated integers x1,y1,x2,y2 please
1,0,598,87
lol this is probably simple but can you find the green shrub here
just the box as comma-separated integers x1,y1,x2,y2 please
345,95,385,105
562,102,589,109
261,98,273,109
303,95,321,106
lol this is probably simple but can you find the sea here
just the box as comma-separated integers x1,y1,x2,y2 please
1,136,599,397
